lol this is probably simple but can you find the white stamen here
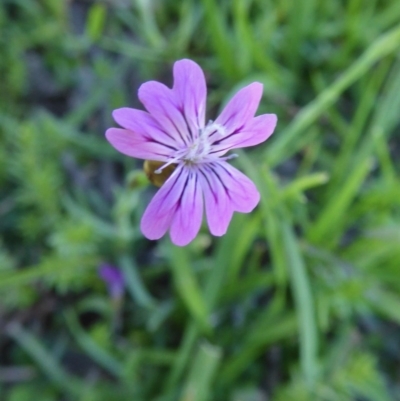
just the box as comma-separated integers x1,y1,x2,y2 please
203,121,226,138
155,121,235,169
154,153,184,174
223,153,238,161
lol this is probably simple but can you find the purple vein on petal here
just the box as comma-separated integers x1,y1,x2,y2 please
170,169,203,246
202,161,260,214
105,128,174,161
198,165,233,236
173,59,206,140
138,81,192,146
141,166,190,240
112,108,179,149
215,82,263,135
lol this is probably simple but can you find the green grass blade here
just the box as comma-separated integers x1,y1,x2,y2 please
180,342,222,401
201,0,237,79
282,222,318,385
267,24,400,166
307,157,372,246
5,323,83,395
64,309,124,378
167,245,211,333
119,254,157,309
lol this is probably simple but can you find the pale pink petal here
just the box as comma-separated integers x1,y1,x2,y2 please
172,59,206,136
210,113,277,155
141,166,188,240
207,161,260,213
112,108,181,149
198,166,233,236
105,128,172,161
138,81,193,145
214,82,263,135
170,169,203,246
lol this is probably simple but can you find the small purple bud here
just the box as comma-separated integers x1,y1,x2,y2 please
98,264,125,300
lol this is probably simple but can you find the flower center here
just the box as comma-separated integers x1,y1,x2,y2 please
182,121,226,163
153,120,236,176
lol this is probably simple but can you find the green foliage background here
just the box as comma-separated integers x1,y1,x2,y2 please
1,0,400,400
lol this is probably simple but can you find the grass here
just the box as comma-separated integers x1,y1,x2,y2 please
1,0,400,400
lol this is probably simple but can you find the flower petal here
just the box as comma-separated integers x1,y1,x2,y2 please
218,162,260,213
208,161,260,211
170,168,203,246
140,166,188,240
210,113,277,155
138,81,193,145
112,107,180,149
105,128,173,161
214,82,263,135
198,166,233,236
172,59,206,136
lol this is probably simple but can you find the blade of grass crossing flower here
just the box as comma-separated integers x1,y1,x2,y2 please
267,24,400,167
168,246,211,334
282,222,318,386
180,342,222,401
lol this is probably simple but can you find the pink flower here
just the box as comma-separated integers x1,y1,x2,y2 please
106,59,277,246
